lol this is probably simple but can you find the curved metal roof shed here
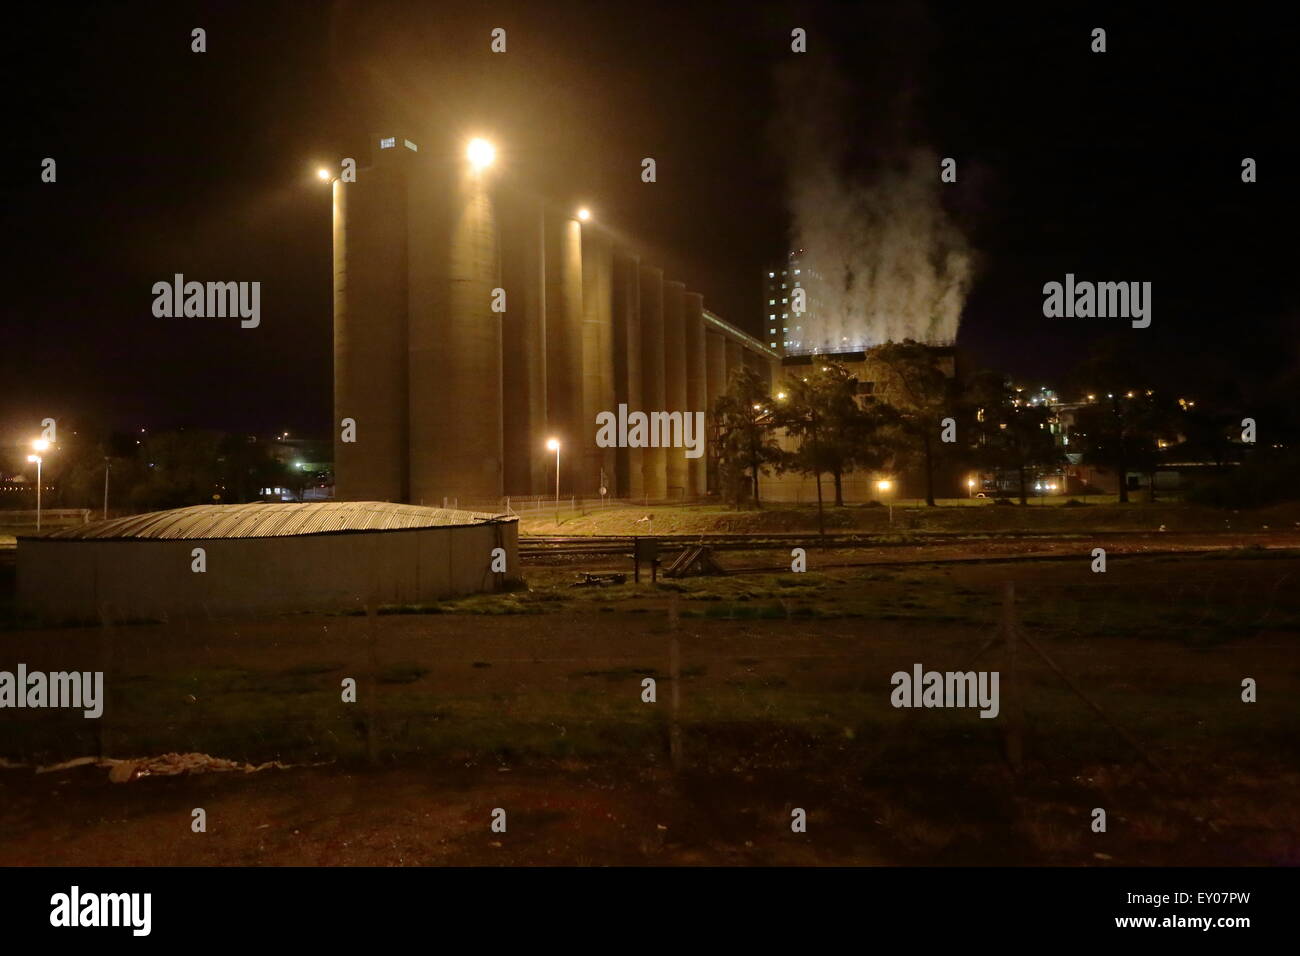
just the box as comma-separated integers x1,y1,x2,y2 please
18,501,519,622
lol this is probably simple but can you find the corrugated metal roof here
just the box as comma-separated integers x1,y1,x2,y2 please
31,501,514,541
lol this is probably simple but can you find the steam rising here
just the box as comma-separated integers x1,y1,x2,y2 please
775,60,975,352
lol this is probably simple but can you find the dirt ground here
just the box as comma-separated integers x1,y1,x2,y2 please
2,548,1297,866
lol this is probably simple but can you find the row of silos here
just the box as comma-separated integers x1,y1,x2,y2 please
333,135,779,505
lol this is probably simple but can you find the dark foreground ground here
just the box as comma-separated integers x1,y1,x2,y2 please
1,543,1298,866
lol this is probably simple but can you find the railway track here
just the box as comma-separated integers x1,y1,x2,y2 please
519,528,1281,558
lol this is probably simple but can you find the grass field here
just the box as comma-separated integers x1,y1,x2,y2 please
2,545,1297,865
516,499,1300,536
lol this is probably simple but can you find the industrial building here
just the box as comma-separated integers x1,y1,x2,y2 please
762,249,823,357
17,501,518,622
332,134,779,506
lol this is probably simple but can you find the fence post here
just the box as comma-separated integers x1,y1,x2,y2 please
669,594,683,772
366,600,379,766
1003,581,1023,775
97,603,114,761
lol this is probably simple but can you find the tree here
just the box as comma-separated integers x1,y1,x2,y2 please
968,371,1062,505
871,341,957,506
1071,340,1175,503
129,429,227,510
711,367,783,509
1177,380,1245,473
773,361,897,508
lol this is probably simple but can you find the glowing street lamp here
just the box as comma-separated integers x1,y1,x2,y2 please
546,438,561,523
967,477,977,499
28,438,50,531
576,207,591,222
316,167,332,182
467,138,495,171
876,478,895,526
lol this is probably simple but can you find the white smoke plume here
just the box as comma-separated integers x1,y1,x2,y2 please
775,59,976,352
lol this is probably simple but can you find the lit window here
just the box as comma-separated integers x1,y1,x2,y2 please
769,299,775,305
769,313,775,319
780,283,786,289
380,137,396,149
770,328,776,334
768,272,775,278
781,298,787,304
795,269,801,275
770,341,777,347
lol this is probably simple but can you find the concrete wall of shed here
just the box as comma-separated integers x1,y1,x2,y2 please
16,523,520,623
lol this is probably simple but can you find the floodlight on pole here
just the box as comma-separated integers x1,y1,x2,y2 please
317,168,332,182
577,207,591,221
28,442,46,531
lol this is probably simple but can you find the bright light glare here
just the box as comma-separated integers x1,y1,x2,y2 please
967,478,976,487
317,168,331,182
32,439,49,452
546,438,560,452
467,138,495,170
876,479,893,492
577,208,591,221
27,455,39,463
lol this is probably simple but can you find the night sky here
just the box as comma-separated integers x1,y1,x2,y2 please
4,1,1296,446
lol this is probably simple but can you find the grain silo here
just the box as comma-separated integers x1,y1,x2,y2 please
637,264,667,500
683,291,707,498
333,141,411,503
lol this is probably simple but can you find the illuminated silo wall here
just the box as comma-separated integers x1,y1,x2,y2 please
408,154,503,506
683,292,707,498
704,331,726,412
611,250,643,499
499,189,548,496
662,280,688,499
333,145,409,502
724,338,744,390
581,232,615,496
544,211,584,496
704,331,727,493
637,264,667,500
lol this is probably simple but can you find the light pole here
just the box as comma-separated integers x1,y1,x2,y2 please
876,478,894,526
546,438,561,525
967,477,976,500
103,457,112,520
27,438,49,531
